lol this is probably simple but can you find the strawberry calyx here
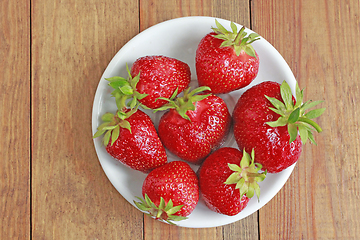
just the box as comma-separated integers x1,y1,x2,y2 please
265,81,326,144
134,194,188,225
93,107,138,146
105,64,148,110
154,86,212,121
224,149,267,201
211,19,260,57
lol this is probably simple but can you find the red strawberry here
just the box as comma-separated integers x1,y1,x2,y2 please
233,81,325,173
134,161,199,224
105,56,191,110
130,55,191,109
156,86,231,164
195,20,260,94
198,147,266,216
93,108,167,173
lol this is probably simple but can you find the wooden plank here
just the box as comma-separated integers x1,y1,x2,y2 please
144,219,223,240
139,0,259,238
31,0,143,239
140,0,251,31
0,0,30,239
139,0,212,31
252,0,360,239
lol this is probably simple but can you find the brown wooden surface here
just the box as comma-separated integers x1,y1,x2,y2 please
0,0,30,239
253,0,360,239
1,0,359,239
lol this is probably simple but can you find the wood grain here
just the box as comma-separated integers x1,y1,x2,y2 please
139,0,212,31
0,0,30,239
31,0,143,239
144,219,223,240
1,0,357,239
252,0,360,239
139,0,251,31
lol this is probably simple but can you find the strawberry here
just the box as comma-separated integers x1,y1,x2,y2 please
105,56,191,110
93,108,167,173
130,55,191,109
134,161,199,224
156,86,231,164
195,20,260,94
198,147,266,216
233,81,325,173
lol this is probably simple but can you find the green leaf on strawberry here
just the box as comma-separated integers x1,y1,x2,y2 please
224,149,267,201
212,19,260,58
154,86,212,121
265,81,325,145
134,194,188,225
105,64,148,110
93,106,138,146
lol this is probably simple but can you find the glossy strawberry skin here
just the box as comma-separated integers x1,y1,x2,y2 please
142,161,199,217
158,94,231,164
195,33,259,94
198,147,250,216
233,81,302,173
106,109,167,173
130,55,191,109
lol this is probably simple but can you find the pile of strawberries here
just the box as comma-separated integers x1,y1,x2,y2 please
94,20,325,225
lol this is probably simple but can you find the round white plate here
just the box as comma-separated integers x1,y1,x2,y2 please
92,16,296,228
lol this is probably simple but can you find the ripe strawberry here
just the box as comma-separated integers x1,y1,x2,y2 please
105,56,191,110
130,55,191,109
156,86,231,164
195,20,260,94
233,81,325,173
93,108,167,173
134,161,199,224
198,147,266,216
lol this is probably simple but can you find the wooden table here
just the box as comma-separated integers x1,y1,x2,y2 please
1,0,359,239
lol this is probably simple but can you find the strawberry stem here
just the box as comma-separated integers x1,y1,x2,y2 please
225,149,266,201
133,194,188,225
93,106,140,145
156,209,163,219
153,86,211,121
234,27,245,46
106,63,148,111
212,20,260,57
266,81,325,144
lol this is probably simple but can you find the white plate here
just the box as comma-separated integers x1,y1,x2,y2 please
92,16,296,228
